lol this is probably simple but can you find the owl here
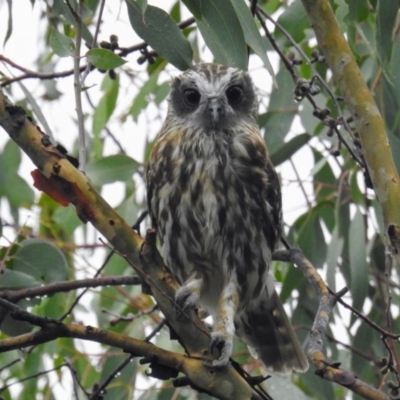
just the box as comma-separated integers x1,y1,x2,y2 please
146,63,308,374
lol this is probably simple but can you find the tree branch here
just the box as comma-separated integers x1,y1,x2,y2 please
273,248,391,400
0,18,195,87
0,275,142,303
0,89,266,400
300,0,400,258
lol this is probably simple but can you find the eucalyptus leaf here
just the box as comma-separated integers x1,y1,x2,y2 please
376,0,397,67
86,154,140,186
229,0,275,81
126,0,193,70
270,133,311,166
49,28,75,57
194,1,248,70
86,49,127,70
349,208,368,315
13,239,69,284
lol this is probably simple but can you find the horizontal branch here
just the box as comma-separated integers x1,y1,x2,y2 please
0,275,142,303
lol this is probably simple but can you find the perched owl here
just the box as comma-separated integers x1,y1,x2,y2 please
146,63,308,374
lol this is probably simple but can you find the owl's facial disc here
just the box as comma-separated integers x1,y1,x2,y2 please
169,64,257,131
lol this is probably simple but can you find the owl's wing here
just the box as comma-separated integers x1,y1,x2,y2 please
263,158,282,250
146,164,158,230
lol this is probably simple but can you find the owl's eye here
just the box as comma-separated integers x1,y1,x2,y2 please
184,89,201,106
226,86,243,105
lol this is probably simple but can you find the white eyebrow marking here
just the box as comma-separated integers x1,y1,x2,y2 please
189,68,236,98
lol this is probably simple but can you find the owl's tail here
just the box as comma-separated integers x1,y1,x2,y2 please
235,289,309,374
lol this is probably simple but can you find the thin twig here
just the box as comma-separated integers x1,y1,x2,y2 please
1,18,195,87
81,0,106,84
0,275,142,302
89,354,135,399
69,0,87,171
256,6,364,168
58,249,116,321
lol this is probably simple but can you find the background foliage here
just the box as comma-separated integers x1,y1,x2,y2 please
0,0,400,399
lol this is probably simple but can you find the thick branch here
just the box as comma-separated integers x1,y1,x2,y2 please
301,0,400,256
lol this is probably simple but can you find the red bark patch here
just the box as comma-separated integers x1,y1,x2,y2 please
31,169,95,223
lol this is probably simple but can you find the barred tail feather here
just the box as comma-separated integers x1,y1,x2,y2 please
235,291,309,374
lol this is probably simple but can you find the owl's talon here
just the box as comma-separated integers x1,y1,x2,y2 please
203,332,232,369
175,286,199,317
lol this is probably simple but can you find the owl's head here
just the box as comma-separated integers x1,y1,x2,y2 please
168,63,258,130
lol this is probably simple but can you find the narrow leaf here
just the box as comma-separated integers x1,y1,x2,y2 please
181,0,202,19
49,28,75,57
86,155,140,186
194,0,248,70
126,0,193,70
326,227,343,291
93,75,119,137
229,0,275,80
3,0,13,47
276,1,309,43
86,48,127,70
376,0,397,66
349,208,368,313
128,71,160,120
270,133,311,166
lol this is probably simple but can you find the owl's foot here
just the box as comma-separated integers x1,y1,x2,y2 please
203,332,232,369
174,286,199,317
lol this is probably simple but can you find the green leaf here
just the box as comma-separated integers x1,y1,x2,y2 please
277,0,309,43
128,71,160,120
92,75,119,150
52,206,81,236
86,49,127,70
52,0,94,44
349,170,364,205
13,238,69,284
154,81,170,105
49,28,75,57
270,133,311,166
86,155,140,186
229,0,275,80
345,0,369,22
313,149,336,203
0,140,35,212
126,0,193,70
376,0,397,67
1,312,33,336
326,227,343,291
181,0,202,19
259,68,299,154
194,1,248,70
0,268,41,290
3,0,13,47
349,208,368,314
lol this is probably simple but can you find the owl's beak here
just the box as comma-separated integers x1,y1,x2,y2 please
207,97,222,123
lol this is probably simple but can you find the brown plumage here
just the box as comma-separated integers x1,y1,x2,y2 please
146,63,308,373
